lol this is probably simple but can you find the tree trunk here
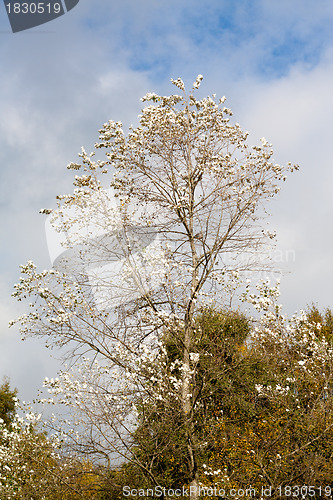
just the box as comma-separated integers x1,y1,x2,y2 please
182,324,199,500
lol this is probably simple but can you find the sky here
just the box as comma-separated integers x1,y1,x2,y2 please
0,0,333,402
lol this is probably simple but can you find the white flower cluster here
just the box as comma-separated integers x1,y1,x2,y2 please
189,352,200,363
192,74,203,89
201,464,231,485
245,278,333,414
255,384,290,396
0,406,59,498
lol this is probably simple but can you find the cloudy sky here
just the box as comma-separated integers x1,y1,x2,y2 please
1,0,333,402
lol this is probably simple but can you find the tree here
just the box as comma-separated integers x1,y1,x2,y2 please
0,377,17,428
0,380,105,499
88,296,333,497
115,307,254,491
305,303,333,343
11,76,297,499
208,280,333,496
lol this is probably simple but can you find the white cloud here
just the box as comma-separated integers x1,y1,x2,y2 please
234,49,333,313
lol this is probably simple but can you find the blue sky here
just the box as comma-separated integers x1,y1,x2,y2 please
78,0,333,78
1,0,333,401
